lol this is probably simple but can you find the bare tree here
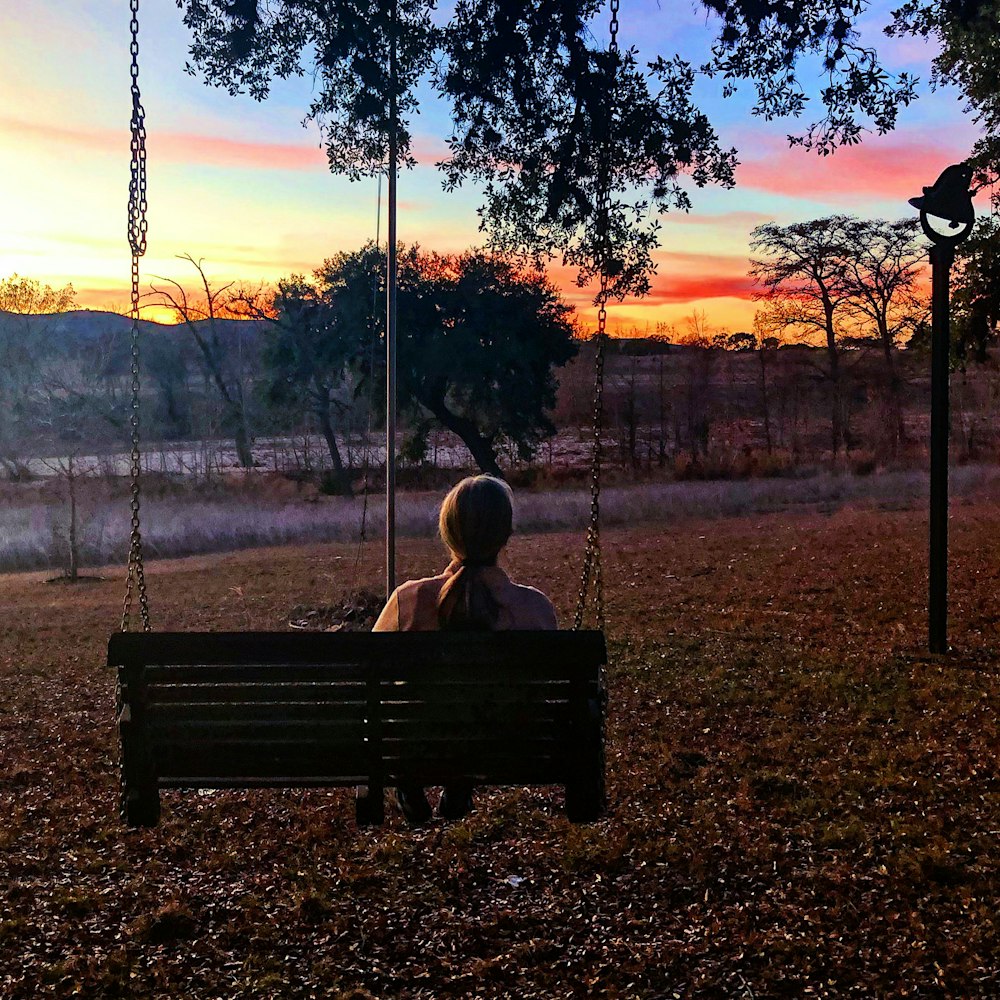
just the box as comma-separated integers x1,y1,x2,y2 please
732,320,780,455
840,217,927,453
33,344,118,580
0,275,78,478
676,311,727,462
750,217,855,460
150,255,255,469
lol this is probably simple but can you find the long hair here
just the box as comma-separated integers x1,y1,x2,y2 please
436,475,513,631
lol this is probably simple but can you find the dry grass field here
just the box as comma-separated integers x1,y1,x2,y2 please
2,496,999,998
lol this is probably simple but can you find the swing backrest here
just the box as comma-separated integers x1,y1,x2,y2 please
110,629,607,825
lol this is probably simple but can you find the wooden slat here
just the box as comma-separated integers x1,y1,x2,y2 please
148,683,366,705
379,680,577,700
144,664,368,684
109,630,606,669
381,716,571,739
375,662,596,684
158,776,365,789
379,703,571,723
148,701,367,724
380,692,584,721
381,736,565,755
142,661,597,686
149,719,368,742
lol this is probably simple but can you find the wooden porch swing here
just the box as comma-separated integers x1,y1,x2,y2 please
110,0,614,828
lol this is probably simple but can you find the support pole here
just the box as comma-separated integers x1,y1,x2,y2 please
385,0,398,599
928,243,953,654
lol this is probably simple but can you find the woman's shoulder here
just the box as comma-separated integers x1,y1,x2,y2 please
503,579,558,629
386,571,452,631
394,570,450,599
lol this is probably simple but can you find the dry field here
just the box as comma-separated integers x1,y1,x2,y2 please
2,497,999,998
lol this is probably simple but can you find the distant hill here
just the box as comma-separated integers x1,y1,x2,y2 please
0,309,263,372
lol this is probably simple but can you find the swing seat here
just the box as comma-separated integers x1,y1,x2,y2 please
109,629,607,828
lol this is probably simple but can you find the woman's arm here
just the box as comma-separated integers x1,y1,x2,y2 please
372,590,400,631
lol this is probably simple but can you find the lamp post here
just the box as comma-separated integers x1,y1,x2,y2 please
908,163,976,654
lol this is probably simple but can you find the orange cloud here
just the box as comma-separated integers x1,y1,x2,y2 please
641,274,755,304
546,247,753,310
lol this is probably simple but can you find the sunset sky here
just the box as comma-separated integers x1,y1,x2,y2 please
0,0,985,334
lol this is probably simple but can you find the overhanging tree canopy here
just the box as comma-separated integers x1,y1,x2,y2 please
175,0,966,299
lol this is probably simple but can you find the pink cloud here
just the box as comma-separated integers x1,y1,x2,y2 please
0,114,444,173
153,132,327,171
654,250,748,273
668,210,773,228
737,133,981,204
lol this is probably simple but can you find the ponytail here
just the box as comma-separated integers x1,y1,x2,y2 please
435,476,513,631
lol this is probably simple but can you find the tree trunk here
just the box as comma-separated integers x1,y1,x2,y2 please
186,320,255,470
758,347,772,455
878,322,905,454
423,396,503,478
231,411,255,471
67,457,78,581
657,357,668,468
314,388,353,497
824,302,843,459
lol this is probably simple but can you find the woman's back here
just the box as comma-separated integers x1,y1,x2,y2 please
370,475,557,824
372,559,557,632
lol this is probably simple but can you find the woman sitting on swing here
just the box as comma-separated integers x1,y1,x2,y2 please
373,474,558,823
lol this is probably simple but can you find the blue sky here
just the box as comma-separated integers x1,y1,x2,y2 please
0,0,984,331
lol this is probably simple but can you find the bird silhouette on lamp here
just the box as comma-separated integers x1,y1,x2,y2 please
909,163,976,244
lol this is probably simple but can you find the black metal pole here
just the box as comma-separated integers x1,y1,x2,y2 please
928,242,953,654
385,0,397,599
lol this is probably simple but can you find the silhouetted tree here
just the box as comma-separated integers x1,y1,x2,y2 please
751,217,854,458
0,275,77,478
311,244,577,476
952,216,1000,364
888,0,1000,194
150,255,256,469
840,217,927,453
734,323,780,454
252,273,369,496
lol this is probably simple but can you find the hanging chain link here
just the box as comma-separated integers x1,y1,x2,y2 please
122,0,150,633
608,0,620,57
574,0,619,632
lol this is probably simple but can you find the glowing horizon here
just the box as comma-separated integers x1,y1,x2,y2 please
0,1,986,338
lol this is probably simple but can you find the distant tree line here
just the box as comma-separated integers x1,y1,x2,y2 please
0,216,997,496
0,250,579,494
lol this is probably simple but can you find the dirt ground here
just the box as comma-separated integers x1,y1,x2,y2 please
1,497,999,998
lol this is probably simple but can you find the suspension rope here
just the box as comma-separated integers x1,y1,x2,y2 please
352,173,383,588
574,0,619,633
122,0,150,632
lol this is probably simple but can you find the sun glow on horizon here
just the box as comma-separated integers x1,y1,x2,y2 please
0,1,982,342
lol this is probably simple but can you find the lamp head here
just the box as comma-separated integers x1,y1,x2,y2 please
908,163,976,228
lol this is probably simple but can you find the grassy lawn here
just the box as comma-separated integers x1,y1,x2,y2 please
1,499,998,998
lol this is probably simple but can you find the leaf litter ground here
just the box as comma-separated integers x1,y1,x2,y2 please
1,498,999,998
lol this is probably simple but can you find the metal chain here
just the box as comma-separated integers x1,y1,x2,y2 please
573,288,608,631
574,0,619,632
122,0,150,632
